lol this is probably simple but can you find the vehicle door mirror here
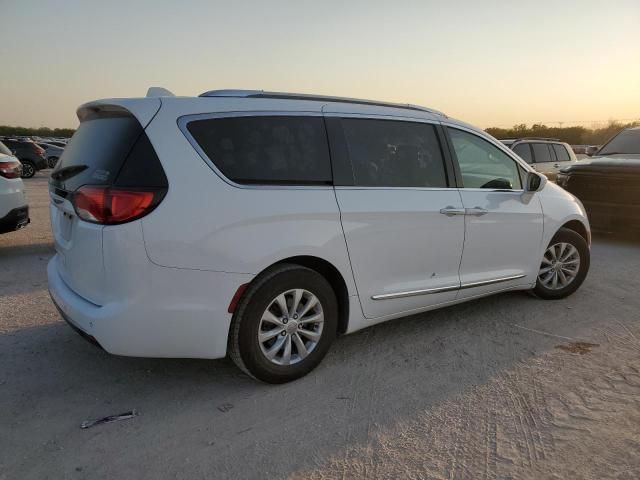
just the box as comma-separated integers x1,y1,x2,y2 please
525,171,546,192
586,146,599,157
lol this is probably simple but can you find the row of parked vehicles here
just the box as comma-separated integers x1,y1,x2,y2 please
0,137,67,178
0,137,67,234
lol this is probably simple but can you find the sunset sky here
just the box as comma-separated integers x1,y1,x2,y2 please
1,0,639,129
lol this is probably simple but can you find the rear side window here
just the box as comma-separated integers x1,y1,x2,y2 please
512,143,533,163
50,113,166,192
186,116,332,185
340,118,448,188
553,144,571,161
532,143,554,163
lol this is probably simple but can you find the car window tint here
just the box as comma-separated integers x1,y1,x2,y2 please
448,128,522,190
598,128,640,155
553,144,571,161
532,143,553,163
187,116,332,185
513,143,533,163
340,118,448,188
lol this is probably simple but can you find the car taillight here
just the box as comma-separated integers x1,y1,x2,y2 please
72,185,166,225
34,146,46,157
0,160,22,179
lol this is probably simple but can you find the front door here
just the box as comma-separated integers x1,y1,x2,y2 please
446,127,544,298
330,116,465,319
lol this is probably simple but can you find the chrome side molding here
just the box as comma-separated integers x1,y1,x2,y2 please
371,274,527,300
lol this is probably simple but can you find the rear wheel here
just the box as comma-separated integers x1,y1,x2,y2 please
533,228,589,299
20,160,36,178
228,264,337,383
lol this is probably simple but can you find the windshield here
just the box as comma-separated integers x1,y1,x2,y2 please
598,129,640,155
0,141,12,156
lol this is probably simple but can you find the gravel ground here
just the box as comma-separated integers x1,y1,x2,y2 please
1,173,639,479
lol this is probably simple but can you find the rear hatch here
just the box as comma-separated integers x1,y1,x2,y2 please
49,103,166,305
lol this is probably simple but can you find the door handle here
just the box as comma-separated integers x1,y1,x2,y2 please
465,207,489,216
439,206,466,216
554,164,560,168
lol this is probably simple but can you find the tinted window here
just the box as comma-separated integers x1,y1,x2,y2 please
513,143,533,163
340,119,447,187
553,144,571,161
50,114,165,192
187,116,331,185
448,128,522,190
598,129,640,155
532,143,554,163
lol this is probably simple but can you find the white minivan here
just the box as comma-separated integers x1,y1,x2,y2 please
48,89,590,383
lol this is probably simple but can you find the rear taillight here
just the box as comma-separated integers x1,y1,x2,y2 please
0,160,23,179
72,185,166,225
34,146,46,157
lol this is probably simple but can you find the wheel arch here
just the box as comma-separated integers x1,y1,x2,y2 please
560,219,591,246
251,255,351,335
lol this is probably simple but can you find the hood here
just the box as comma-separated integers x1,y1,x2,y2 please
561,154,640,174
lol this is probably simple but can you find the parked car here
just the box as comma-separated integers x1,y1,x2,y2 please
36,142,65,168
557,127,640,233
1,139,48,178
0,141,29,233
48,89,591,383
501,138,579,181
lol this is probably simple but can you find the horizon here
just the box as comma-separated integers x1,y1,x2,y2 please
1,0,639,130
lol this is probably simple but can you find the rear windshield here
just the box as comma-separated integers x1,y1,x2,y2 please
51,115,143,192
186,116,332,185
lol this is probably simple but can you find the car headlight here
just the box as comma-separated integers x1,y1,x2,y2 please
556,173,569,187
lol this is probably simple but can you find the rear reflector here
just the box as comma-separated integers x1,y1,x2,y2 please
228,284,249,313
0,160,22,179
73,185,166,225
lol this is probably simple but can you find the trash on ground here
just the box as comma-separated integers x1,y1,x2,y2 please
80,410,138,429
555,342,599,355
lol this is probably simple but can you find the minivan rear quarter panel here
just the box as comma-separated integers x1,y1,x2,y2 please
139,102,358,296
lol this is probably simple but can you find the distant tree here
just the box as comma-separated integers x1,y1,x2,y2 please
0,125,75,138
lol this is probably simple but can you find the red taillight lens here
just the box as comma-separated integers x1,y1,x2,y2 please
0,160,22,179
73,185,165,225
34,146,46,157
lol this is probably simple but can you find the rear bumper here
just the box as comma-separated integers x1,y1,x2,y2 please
0,206,29,234
47,253,253,359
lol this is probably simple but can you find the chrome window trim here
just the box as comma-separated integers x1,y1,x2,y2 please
177,110,334,191
371,274,527,300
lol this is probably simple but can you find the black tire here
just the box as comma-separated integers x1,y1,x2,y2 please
532,227,590,299
47,157,58,169
20,160,36,178
228,264,338,383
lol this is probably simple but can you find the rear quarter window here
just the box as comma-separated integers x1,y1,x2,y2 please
186,116,332,185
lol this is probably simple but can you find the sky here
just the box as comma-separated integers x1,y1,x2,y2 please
1,0,639,129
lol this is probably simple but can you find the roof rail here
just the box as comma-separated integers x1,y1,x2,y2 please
198,89,447,117
506,137,561,142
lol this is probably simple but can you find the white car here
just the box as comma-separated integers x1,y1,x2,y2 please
0,141,29,233
47,89,591,383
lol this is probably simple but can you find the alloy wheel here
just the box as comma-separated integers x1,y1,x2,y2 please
538,242,581,290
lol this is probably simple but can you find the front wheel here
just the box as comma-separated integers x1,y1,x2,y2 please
20,161,36,178
47,157,59,169
532,227,590,299
228,264,338,383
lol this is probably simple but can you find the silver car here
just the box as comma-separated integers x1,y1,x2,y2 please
502,138,578,182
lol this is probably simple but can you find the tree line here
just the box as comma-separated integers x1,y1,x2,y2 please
0,125,75,138
1,120,638,146
486,121,639,146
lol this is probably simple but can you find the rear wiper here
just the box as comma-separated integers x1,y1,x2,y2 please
51,164,88,181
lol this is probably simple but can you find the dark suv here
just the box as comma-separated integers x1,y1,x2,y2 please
1,139,48,178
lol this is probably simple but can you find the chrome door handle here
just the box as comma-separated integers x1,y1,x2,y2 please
439,206,466,217
466,207,489,216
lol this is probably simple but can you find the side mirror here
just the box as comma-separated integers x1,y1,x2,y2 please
586,146,599,157
525,171,546,192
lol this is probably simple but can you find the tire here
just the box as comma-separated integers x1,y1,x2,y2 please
20,160,36,178
228,264,338,383
532,227,590,299
47,157,58,169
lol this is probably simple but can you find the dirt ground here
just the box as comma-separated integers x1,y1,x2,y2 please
1,173,639,480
